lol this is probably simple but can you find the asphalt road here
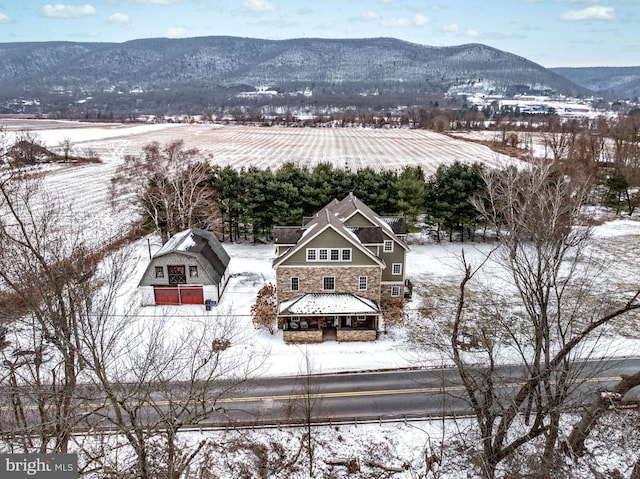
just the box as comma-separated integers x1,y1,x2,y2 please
207,357,640,427
3,358,638,430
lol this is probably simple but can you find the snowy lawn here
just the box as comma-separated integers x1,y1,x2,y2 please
122,218,640,379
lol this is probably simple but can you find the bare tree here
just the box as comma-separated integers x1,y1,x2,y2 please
426,162,640,479
78,298,265,478
0,173,101,453
111,140,222,243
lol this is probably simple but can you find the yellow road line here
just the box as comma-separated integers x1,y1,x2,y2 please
0,376,624,410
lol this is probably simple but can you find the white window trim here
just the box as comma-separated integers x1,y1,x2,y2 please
323,276,336,291
383,240,394,252
291,277,299,291
391,285,401,297
392,263,402,275
358,276,368,291
306,248,353,262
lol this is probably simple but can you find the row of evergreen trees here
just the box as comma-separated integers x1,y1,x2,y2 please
209,161,486,242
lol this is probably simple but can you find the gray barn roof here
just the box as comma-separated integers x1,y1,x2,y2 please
151,228,230,284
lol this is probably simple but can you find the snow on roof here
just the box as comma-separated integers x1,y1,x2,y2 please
155,229,191,256
278,293,380,316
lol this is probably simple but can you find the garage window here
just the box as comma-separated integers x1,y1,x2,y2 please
168,265,186,284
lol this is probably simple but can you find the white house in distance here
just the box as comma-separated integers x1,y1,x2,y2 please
138,228,230,306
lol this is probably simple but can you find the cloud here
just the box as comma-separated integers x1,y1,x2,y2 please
559,5,616,21
0,13,13,24
243,0,276,13
465,29,480,37
361,11,380,21
137,0,181,4
380,13,430,27
108,13,131,25
42,4,97,18
443,23,459,33
165,27,186,38
412,13,430,26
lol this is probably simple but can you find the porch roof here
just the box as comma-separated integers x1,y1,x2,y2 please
278,293,380,316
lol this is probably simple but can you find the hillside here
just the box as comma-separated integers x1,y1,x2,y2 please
0,36,590,115
551,66,640,99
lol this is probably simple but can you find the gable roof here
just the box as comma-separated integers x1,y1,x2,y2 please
333,193,409,249
141,228,230,285
273,193,410,267
273,205,385,268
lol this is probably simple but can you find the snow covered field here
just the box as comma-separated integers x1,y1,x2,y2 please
4,120,640,477
3,119,637,374
119,218,640,379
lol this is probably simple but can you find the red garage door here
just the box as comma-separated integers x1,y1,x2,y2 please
154,286,204,305
179,287,204,305
154,287,179,305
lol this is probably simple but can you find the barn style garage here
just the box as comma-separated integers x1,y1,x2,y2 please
138,228,230,306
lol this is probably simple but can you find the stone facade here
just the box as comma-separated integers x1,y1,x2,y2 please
381,283,405,303
336,329,378,342
283,330,323,343
277,266,382,303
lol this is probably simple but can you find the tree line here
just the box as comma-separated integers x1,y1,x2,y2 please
113,136,640,246
112,139,490,244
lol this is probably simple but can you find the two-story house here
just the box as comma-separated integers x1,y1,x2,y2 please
273,193,408,343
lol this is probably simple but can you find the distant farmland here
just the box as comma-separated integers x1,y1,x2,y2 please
7,122,522,234
64,124,519,174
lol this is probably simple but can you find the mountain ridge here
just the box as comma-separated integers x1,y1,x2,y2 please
0,36,611,114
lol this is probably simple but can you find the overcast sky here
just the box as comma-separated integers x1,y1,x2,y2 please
0,1,638,68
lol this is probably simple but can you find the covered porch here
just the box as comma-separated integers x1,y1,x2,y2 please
279,293,381,343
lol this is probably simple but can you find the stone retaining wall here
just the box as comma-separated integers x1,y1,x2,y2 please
336,329,378,342
283,330,323,343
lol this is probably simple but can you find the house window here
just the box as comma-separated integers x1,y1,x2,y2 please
392,263,402,275
384,240,394,252
391,285,401,297
306,248,352,262
189,265,198,278
323,276,335,291
167,265,186,284
291,277,299,291
155,266,164,278
358,276,368,291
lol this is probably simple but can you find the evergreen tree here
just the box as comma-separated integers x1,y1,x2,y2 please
424,161,485,241
605,168,630,215
396,165,426,223
352,167,397,215
210,165,245,242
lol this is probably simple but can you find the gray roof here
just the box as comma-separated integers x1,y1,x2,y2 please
273,226,303,245
350,226,384,244
380,216,408,235
150,228,230,284
272,192,408,267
